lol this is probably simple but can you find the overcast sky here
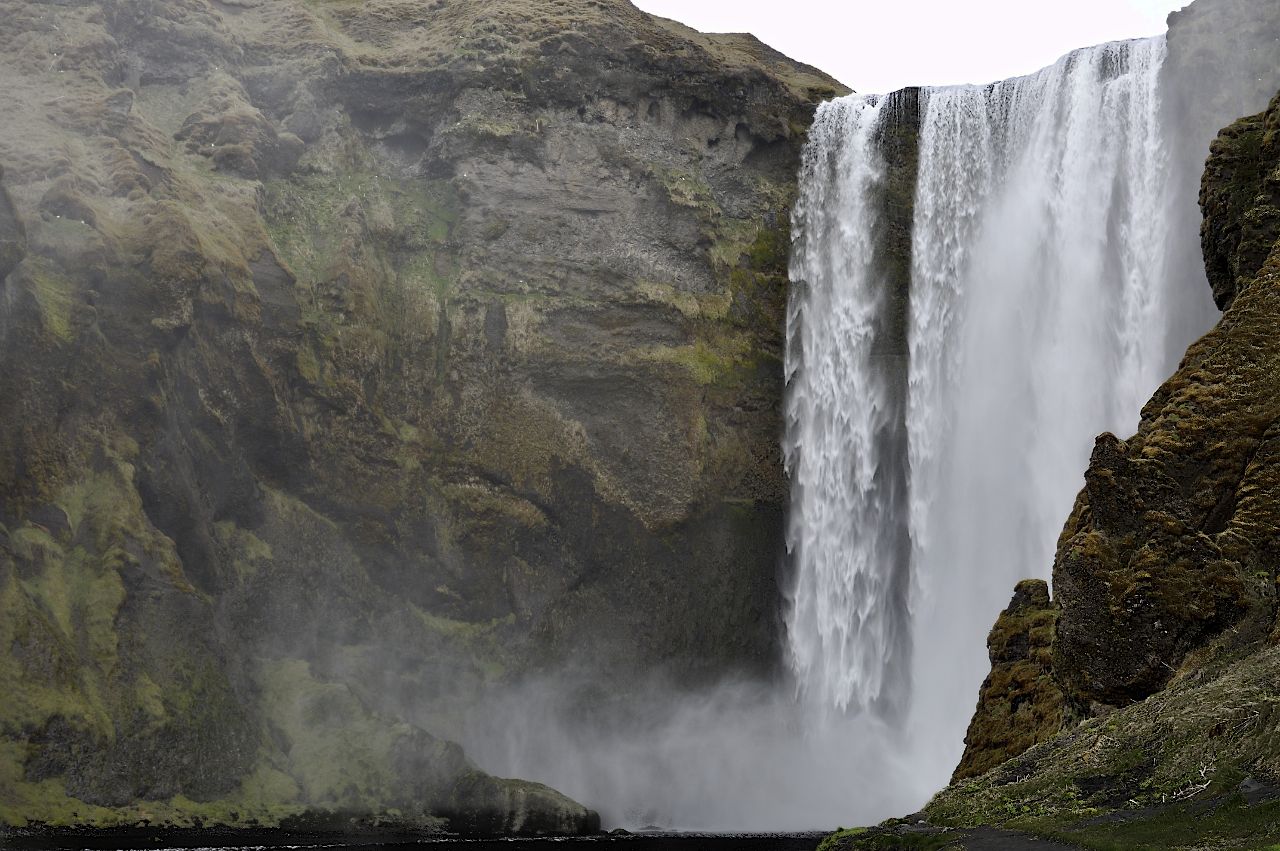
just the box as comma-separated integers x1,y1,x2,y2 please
631,0,1190,94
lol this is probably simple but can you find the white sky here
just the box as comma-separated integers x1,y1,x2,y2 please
631,0,1191,94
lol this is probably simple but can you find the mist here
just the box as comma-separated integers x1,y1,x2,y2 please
461,673,934,831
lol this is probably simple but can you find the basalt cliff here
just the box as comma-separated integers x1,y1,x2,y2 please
9,0,1280,843
0,0,843,832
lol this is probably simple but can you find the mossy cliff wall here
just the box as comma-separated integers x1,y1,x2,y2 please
0,0,844,830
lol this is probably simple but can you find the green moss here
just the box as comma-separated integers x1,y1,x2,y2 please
1026,796,1280,850
472,396,585,497
1,469,140,739
635,340,733,386
439,482,547,531
23,259,76,343
0,566,112,739
0,745,117,828
256,657,445,811
953,584,1066,781
263,168,457,288
0,743,306,829
819,827,960,851
707,219,760,269
817,827,868,851
212,521,274,579
296,344,323,384
408,608,513,680
633,332,759,388
655,167,719,216
634,280,732,320
928,641,1280,836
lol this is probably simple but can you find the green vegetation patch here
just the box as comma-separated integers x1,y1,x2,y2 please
20,258,76,343
1025,795,1280,850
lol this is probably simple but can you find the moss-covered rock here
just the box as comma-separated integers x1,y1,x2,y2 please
0,0,844,831
1200,91,1280,309
953,580,1068,782
442,774,600,837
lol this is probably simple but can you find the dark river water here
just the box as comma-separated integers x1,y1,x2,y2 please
0,834,827,851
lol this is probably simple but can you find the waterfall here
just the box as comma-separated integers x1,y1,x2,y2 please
467,35,1217,836
786,35,1207,782
784,94,912,716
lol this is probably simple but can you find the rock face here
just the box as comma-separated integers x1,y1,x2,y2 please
1200,95,1280,311
952,580,1065,783
0,0,843,830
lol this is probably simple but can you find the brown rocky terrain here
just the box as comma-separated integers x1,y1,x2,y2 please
0,0,844,831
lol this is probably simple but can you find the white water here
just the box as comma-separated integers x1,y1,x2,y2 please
786,35,1208,790
784,94,909,716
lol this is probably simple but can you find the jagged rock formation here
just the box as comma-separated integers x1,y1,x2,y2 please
951,580,1064,782
0,0,842,830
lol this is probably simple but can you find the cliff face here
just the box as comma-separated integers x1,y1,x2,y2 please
0,0,843,830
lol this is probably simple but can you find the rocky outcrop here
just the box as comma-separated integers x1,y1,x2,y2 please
1200,93,1280,310
952,580,1066,782
0,0,843,830
443,774,602,837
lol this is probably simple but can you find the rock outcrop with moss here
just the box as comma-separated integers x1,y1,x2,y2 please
952,580,1066,783
944,0,1280,786
0,0,843,831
